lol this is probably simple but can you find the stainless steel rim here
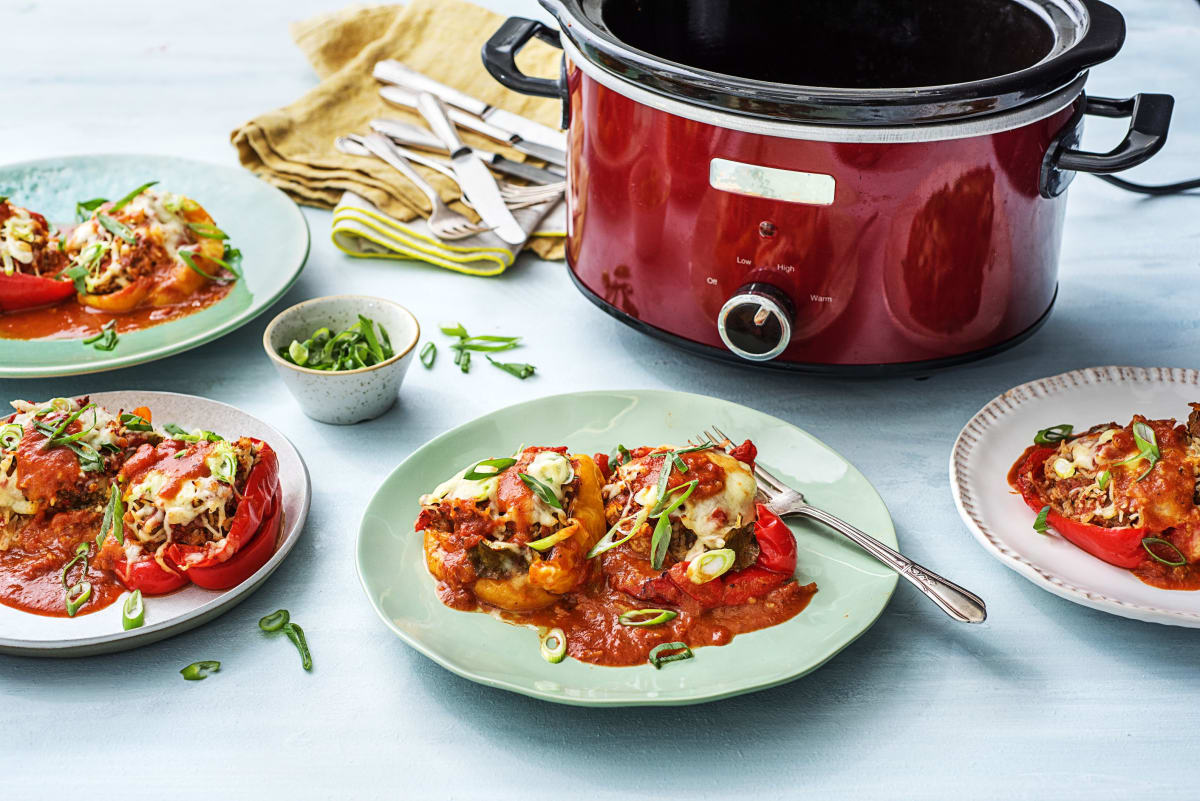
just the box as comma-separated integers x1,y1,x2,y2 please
562,36,1084,144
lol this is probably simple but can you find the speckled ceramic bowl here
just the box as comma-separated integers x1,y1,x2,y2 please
263,295,420,424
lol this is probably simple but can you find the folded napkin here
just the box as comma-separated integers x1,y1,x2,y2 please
332,191,566,276
231,0,566,262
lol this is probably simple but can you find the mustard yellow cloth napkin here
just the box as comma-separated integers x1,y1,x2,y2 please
230,0,566,261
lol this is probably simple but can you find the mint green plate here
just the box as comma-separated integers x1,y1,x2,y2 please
357,390,898,707
0,155,309,377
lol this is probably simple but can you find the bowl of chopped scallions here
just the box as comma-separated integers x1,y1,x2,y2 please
263,295,419,424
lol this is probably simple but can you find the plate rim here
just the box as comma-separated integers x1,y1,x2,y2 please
949,365,1200,627
356,388,899,706
0,389,313,655
0,153,310,378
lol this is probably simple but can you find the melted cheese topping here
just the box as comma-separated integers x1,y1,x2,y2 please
1,206,36,270
677,451,756,559
421,450,576,533
614,447,758,560
129,468,232,529
0,452,36,516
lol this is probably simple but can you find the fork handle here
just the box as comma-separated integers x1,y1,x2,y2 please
794,505,987,624
362,134,441,208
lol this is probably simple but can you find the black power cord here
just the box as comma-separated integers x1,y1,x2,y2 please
1093,0,1200,195
1097,174,1200,195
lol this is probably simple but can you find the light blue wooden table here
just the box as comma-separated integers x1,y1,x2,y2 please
2,1,1198,798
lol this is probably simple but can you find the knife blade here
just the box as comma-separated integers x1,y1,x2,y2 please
369,119,564,185
380,85,566,168
416,93,527,246
373,60,566,152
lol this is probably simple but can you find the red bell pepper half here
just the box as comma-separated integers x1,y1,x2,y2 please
186,491,282,590
166,439,281,574
1013,446,1148,569
0,272,76,312
639,504,799,609
114,552,190,596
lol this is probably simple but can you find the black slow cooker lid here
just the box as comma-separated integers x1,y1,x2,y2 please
541,0,1126,125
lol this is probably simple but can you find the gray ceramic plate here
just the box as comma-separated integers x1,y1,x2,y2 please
0,154,309,378
357,390,898,706
0,390,311,657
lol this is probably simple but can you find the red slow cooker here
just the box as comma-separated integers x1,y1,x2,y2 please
484,0,1174,374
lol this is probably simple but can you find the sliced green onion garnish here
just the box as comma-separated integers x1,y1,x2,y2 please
0,423,22,451
283,623,313,671
1142,537,1187,567
526,527,577,552
65,581,92,617
40,401,95,447
61,542,90,591
1033,505,1051,534
119,412,153,431
1097,470,1111,490
187,222,227,240
217,245,243,279
180,660,220,681
612,444,632,467
358,314,388,363
1034,424,1074,445
540,628,567,664
110,181,158,212
97,213,136,244
439,322,468,338
288,340,309,365
459,349,471,373
75,197,107,222
177,248,219,280
82,320,118,351
419,342,436,368
96,483,124,548
648,641,693,669
520,472,562,510
618,608,677,627
258,609,290,632
1131,421,1160,481
463,457,516,481
279,317,393,371
685,548,736,584
586,510,648,559
68,441,105,472
486,356,535,379
61,264,89,293
162,422,222,442
122,590,145,630
650,480,698,569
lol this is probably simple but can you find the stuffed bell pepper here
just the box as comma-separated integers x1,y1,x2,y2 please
1011,405,1200,589
416,446,607,611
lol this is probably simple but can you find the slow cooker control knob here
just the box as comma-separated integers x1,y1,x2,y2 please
717,284,794,362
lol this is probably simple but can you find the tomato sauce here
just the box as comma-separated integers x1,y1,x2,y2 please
0,509,123,616
0,280,230,341
121,440,212,498
498,577,816,667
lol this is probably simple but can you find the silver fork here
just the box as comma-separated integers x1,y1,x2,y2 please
338,135,564,209
358,133,492,241
703,425,987,624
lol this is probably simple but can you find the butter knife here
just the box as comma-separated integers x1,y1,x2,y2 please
373,60,565,152
369,119,564,185
416,93,527,246
380,85,566,168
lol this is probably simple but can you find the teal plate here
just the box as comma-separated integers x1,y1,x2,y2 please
0,154,309,377
357,390,898,707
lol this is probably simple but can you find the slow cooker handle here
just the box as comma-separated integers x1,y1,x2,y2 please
482,17,566,101
1056,94,1175,174
1042,93,1174,197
